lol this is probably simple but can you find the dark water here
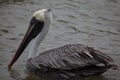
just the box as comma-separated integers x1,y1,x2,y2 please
0,0,120,80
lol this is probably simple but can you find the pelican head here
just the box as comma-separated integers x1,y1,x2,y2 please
8,9,53,70
33,9,51,21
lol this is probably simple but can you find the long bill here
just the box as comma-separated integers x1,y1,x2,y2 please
8,25,35,70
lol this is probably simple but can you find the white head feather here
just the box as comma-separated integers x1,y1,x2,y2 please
33,9,48,21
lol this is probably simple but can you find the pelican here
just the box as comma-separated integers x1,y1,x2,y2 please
8,9,117,78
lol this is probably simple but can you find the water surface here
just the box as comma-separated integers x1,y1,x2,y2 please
0,0,120,80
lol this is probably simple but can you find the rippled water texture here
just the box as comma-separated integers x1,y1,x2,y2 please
0,0,120,80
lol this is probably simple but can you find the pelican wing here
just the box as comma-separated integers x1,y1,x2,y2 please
29,44,113,70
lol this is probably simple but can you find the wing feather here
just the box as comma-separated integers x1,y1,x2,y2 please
86,46,113,63
32,44,113,70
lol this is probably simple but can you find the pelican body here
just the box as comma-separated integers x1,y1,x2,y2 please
8,9,117,79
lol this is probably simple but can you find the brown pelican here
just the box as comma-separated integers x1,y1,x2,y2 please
8,9,117,79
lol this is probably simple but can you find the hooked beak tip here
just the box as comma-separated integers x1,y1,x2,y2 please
8,64,12,71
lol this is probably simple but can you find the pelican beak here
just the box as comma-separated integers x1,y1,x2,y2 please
8,17,44,70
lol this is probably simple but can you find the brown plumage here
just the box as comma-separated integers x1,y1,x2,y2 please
26,44,116,78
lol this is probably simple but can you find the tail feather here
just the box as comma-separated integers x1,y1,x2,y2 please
106,64,118,70
87,47,113,63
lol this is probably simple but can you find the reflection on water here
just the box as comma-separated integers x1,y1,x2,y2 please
0,0,120,80
9,69,107,80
